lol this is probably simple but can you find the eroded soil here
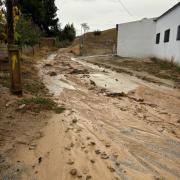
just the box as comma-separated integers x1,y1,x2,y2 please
1,50,180,180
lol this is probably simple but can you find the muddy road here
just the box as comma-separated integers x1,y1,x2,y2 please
4,51,180,180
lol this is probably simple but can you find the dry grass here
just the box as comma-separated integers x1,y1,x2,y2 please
69,28,117,56
83,28,117,55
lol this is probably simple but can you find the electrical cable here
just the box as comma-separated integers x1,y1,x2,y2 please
117,0,135,18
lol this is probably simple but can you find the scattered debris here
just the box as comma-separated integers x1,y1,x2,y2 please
76,128,82,132
81,145,86,149
67,159,74,165
101,152,109,159
38,157,42,164
29,143,37,150
65,146,71,151
90,80,96,86
105,143,111,148
70,143,74,148
86,175,92,180
86,136,91,140
72,119,78,124
70,69,89,74
44,63,52,67
6,115,14,119
107,165,115,172
18,104,26,110
95,149,101,155
90,141,96,146
120,107,127,111
106,92,127,97
90,159,95,164
70,168,77,176
5,101,14,108
49,71,57,76
115,162,120,166
77,173,83,179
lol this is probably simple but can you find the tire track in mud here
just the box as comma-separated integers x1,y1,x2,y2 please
77,112,180,178
65,87,180,178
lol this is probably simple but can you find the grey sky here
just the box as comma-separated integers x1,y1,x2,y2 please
55,0,180,35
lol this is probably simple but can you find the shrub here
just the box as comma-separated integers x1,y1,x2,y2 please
55,38,71,48
93,30,101,36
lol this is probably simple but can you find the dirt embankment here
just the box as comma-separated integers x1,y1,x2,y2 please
69,28,117,56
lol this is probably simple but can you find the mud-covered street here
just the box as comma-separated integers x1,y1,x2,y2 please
1,50,180,180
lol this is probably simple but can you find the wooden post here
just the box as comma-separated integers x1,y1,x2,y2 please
9,44,22,95
6,0,22,95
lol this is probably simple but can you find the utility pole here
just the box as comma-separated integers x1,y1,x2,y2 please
6,0,22,95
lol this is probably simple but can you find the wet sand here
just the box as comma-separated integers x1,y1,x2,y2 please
5,52,180,180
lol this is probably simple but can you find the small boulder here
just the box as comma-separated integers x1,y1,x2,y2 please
95,149,101,155
70,168,77,176
107,165,115,172
101,152,109,159
49,71,57,76
18,104,26,110
72,119,77,124
90,80,96,86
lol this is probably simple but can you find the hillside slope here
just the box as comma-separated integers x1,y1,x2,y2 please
70,28,117,56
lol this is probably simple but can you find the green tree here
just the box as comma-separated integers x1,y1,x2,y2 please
18,0,59,36
61,24,76,42
42,0,59,36
16,16,41,47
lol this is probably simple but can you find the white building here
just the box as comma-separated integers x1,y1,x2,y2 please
117,2,180,64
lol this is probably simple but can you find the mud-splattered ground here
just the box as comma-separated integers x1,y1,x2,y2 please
1,51,180,180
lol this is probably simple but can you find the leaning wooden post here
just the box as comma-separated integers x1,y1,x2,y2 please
6,0,22,95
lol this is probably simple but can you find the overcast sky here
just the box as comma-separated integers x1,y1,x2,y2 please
55,0,180,35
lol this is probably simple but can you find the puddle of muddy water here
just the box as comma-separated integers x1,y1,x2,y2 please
37,53,75,97
72,57,138,94
89,73,138,94
71,57,177,94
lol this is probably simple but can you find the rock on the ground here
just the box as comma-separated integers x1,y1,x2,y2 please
49,71,57,76
70,168,77,176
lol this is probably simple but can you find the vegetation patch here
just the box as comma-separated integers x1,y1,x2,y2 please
54,106,66,114
93,30,102,36
150,57,180,72
17,97,66,113
0,75,10,88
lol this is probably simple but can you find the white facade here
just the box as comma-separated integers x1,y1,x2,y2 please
117,18,156,58
153,5,180,63
117,3,180,64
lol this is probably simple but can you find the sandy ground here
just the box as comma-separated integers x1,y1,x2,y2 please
1,51,180,180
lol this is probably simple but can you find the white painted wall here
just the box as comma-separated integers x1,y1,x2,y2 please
153,6,180,64
117,4,180,64
117,18,156,58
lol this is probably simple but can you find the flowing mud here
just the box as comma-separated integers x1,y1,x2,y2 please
7,52,180,180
